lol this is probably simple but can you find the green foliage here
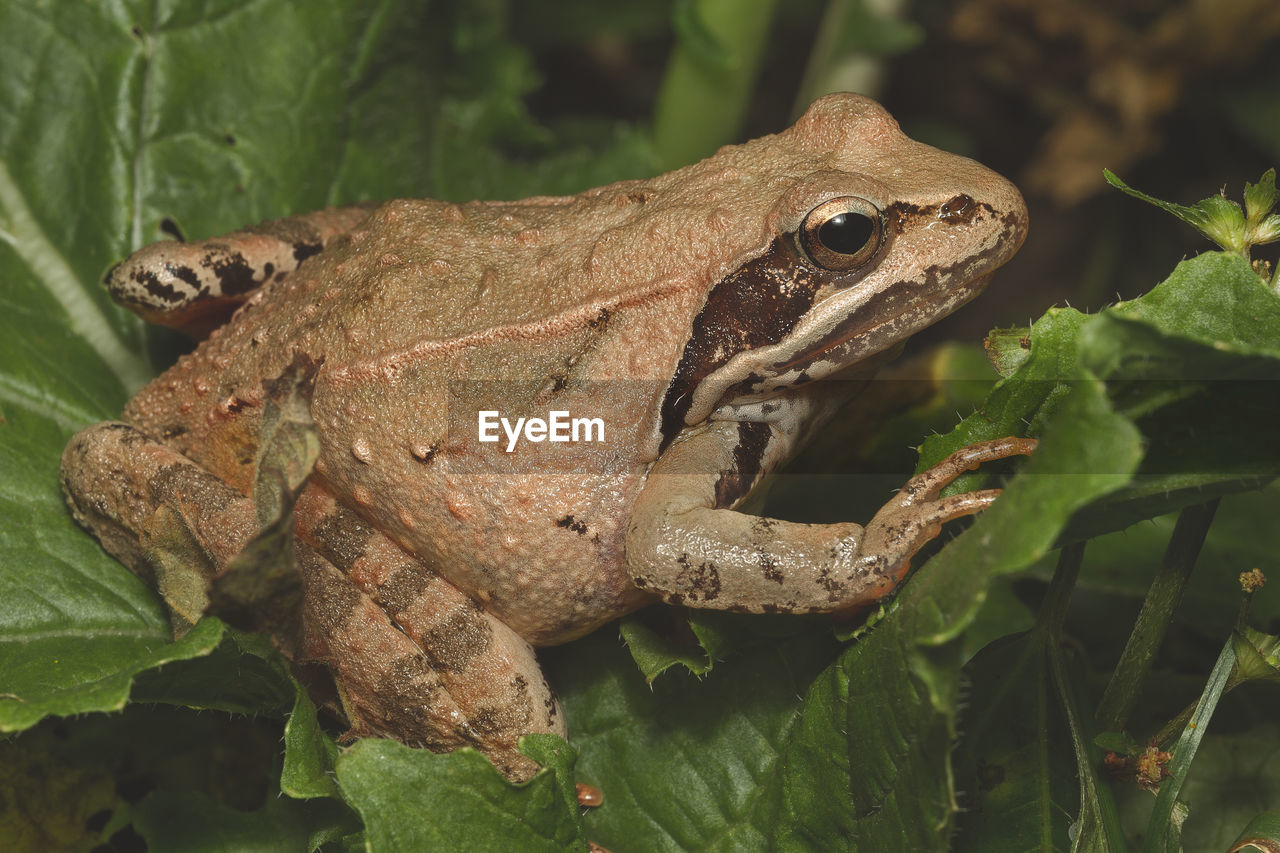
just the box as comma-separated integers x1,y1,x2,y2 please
1104,168,1280,285
1230,809,1280,851
653,0,782,167
2,1,1278,851
132,787,355,853
334,738,586,851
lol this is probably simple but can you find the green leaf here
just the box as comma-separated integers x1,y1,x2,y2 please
900,245,1280,848
1243,169,1280,248
621,604,819,679
1145,637,1238,853
836,0,925,57
653,0,781,167
1105,168,1280,257
9,1,1280,850
619,607,712,679
1083,253,1280,373
551,628,841,851
952,633,1081,851
0,0,654,738
918,306,1087,480
925,252,1280,540
762,380,1142,850
1,1,657,847
670,0,736,70
281,684,343,801
913,372,1143,635
0,0,419,734
960,578,1036,661
132,788,354,853
985,326,1034,376
334,738,587,852
585,220,1278,851
1243,168,1279,226
1104,169,1248,254
1233,626,1280,685
1229,810,1280,851
0,616,225,733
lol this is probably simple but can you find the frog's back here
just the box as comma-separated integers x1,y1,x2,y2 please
123,144,794,482
122,93,949,488
118,190,694,489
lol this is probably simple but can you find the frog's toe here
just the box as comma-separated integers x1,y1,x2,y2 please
61,420,262,632
60,421,258,575
893,436,1037,508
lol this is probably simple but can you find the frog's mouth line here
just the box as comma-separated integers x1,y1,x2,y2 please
773,270,993,379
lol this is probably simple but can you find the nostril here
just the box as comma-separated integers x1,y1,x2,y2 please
937,194,976,223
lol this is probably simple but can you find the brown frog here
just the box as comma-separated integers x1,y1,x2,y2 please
61,94,1033,781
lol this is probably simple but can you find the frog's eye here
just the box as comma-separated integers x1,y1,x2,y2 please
798,197,882,271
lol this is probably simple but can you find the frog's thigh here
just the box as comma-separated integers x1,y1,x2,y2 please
106,203,376,337
295,484,563,782
60,421,260,622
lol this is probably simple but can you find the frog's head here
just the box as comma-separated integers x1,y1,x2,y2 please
659,93,1027,446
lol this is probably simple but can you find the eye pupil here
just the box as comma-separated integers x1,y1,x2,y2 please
818,212,875,255
798,196,882,271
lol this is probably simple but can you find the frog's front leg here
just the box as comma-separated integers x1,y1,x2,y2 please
626,419,1035,614
106,203,377,337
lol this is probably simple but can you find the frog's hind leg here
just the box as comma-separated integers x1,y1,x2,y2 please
105,203,378,338
63,423,565,780
295,483,565,782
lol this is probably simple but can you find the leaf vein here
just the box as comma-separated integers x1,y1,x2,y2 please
0,160,150,389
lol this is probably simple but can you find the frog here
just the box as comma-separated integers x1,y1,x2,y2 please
61,93,1034,782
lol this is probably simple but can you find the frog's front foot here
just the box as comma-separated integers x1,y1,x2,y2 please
850,436,1038,602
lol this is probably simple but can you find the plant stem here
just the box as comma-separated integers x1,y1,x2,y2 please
1143,636,1236,853
651,0,780,169
1040,541,1086,633
1039,545,1127,851
1095,500,1220,733
1150,668,1245,750
792,0,853,119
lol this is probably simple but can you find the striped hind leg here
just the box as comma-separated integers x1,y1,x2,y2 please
295,482,565,781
